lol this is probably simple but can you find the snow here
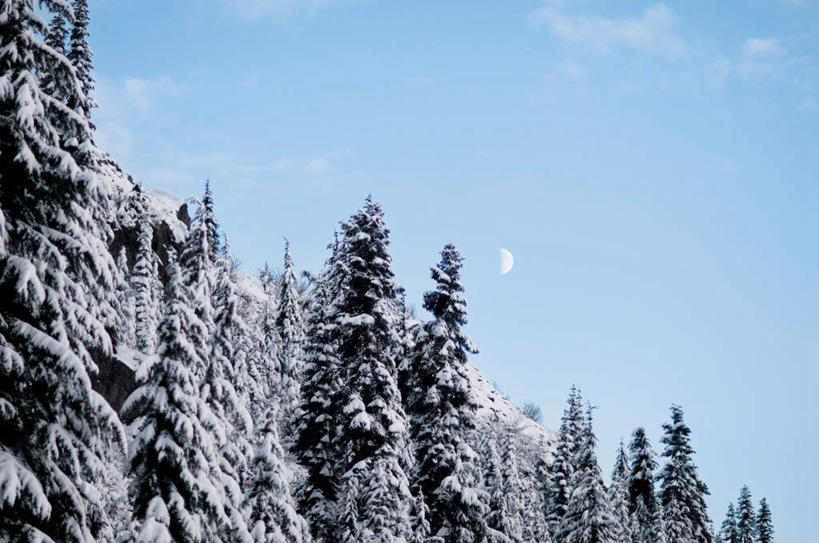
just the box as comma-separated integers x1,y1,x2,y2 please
115,344,148,372
464,362,557,450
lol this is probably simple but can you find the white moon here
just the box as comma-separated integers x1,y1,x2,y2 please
500,248,514,275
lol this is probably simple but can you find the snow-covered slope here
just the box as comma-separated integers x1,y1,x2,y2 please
465,362,556,448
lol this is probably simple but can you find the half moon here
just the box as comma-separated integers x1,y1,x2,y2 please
500,248,514,275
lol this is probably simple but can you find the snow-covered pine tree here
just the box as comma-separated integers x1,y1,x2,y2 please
329,197,413,541
123,251,230,542
116,246,136,347
756,498,773,543
132,221,158,354
244,404,311,543
496,431,524,542
556,406,617,543
201,180,220,260
628,426,659,538
524,438,552,543
608,440,635,543
0,1,125,539
546,386,584,534
45,9,68,55
274,239,305,439
41,7,68,96
216,240,255,415
337,465,362,543
410,490,432,543
67,0,95,119
735,486,756,543
294,238,347,541
717,503,739,543
403,243,487,543
180,212,215,363
658,404,713,543
483,434,507,540
206,253,255,541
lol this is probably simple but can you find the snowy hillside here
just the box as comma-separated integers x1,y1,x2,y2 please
114,178,556,451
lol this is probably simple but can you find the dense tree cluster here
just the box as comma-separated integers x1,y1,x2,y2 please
0,2,774,542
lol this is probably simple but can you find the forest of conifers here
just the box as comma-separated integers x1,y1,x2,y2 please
0,1,773,542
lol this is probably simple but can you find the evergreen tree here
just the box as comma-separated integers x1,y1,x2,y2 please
628,427,659,538
0,1,124,539
201,180,220,260
546,386,584,534
180,216,214,365
45,9,68,55
205,254,254,542
41,8,68,96
274,239,305,439
524,439,552,543
736,486,756,543
132,221,158,354
411,490,432,543
497,432,524,542
337,466,362,543
756,498,773,543
403,243,486,543
211,254,253,467
245,405,311,543
123,253,227,542
115,246,136,347
67,0,95,119
718,504,739,543
295,239,346,541
608,440,635,543
556,407,617,543
658,405,713,543
329,197,413,541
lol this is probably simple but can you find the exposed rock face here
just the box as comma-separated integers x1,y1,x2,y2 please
93,192,191,414
92,352,136,413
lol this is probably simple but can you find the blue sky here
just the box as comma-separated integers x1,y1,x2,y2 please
90,0,818,538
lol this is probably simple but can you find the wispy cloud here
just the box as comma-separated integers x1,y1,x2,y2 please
742,37,784,58
95,75,185,161
218,0,356,20
555,59,588,79
530,2,817,111
530,3,689,59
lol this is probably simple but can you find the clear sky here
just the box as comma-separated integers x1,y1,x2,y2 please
89,0,818,539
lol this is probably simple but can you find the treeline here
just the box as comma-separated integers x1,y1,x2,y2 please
0,1,774,542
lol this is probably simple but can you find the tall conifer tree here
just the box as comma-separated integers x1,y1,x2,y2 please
67,0,95,119
556,407,617,543
0,1,123,539
329,197,413,541
123,253,228,542
608,440,635,543
718,504,739,543
201,181,220,261
132,222,158,354
403,243,486,542
736,486,756,543
658,405,713,543
295,239,346,540
245,405,311,543
274,239,305,438
628,426,659,540
547,386,584,534
756,498,773,543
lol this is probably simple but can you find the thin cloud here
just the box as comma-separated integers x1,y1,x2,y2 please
218,0,356,20
530,3,689,60
742,37,784,58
